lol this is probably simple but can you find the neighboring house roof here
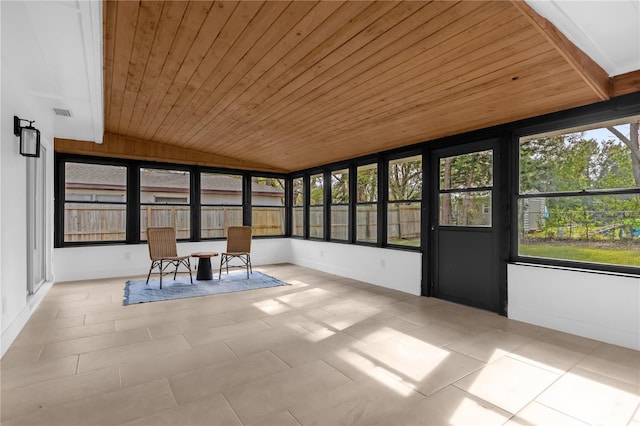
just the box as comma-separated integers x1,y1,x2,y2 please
65,163,283,196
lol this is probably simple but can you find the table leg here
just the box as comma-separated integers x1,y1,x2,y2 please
196,257,213,280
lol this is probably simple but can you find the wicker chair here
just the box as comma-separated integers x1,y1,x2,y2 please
146,227,192,289
219,226,253,279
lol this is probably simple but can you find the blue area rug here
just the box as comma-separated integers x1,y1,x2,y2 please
123,271,289,305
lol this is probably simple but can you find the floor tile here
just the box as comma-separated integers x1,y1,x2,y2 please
122,393,242,426
1,366,121,421
244,410,301,426
536,329,602,354
341,316,423,344
77,334,191,373
1,355,78,391
506,401,588,425
372,385,511,425
576,343,640,386
446,329,532,363
508,339,587,374
271,331,361,368
169,351,290,405
11,321,115,348
224,327,317,357
2,379,176,426
223,359,352,424
536,367,639,425
120,341,237,388
0,344,43,370
455,355,560,414
182,319,272,347
289,374,424,425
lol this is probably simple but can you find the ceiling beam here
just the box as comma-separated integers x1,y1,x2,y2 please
611,70,640,98
54,133,287,173
510,0,611,101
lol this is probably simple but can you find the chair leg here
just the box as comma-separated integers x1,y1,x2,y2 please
159,260,163,289
146,262,154,285
173,261,178,280
187,258,193,284
219,256,224,279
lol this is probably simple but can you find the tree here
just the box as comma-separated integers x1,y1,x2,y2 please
607,121,640,187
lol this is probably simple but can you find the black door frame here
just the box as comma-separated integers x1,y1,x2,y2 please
425,137,507,314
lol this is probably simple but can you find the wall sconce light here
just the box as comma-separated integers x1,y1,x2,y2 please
14,116,41,157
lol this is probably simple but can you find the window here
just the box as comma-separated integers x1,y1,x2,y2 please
356,163,377,243
201,172,243,238
330,169,349,240
387,155,421,246
518,116,640,268
140,168,190,240
292,177,304,237
64,162,127,242
439,150,493,226
309,173,324,239
252,177,285,236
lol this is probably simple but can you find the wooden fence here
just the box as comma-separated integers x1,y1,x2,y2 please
64,205,285,241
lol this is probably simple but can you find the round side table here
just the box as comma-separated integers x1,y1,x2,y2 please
191,252,219,280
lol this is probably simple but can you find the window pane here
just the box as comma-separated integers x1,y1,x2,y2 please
439,191,491,226
387,202,420,246
293,177,304,206
518,194,640,267
140,205,191,240
331,169,349,204
201,172,242,205
331,205,348,240
310,174,324,205
251,177,285,206
357,164,377,202
253,207,285,236
201,206,242,238
65,162,127,201
389,155,422,201
141,168,190,204
64,203,126,242
292,206,304,236
356,204,377,243
309,206,324,238
520,117,640,194
440,150,492,190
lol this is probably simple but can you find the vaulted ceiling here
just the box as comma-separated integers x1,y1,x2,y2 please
54,0,640,173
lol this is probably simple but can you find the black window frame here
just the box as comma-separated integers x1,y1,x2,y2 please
329,166,350,242
250,174,287,237
199,169,244,240
291,175,305,238
385,150,423,249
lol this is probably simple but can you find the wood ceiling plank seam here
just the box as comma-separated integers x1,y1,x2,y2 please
221,3,525,152
228,2,528,151
261,78,593,170
149,0,270,143
134,0,215,137
165,1,322,146
118,1,165,136
177,0,419,149
250,28,549,150
178,1,392,149
509,0,610,100
136,1,234,139
160,1,302,144
102,0,117,130
209,1,457,147
127,1,190,138
195,0,437,151
169,1,345,150
264,53,570,150
179,0,384,149
107,1,141,135
255,55,572,158
306,67,587,150
209,1,494,150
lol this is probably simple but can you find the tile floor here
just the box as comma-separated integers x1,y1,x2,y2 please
1,264,638,425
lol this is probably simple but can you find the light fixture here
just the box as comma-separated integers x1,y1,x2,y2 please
13,116,40,157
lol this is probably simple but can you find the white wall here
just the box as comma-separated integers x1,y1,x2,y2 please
1,2,56,356
53,238,292,283
508,263,640,350
289,239,422,295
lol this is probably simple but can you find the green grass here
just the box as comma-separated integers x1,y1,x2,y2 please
519,243,640,267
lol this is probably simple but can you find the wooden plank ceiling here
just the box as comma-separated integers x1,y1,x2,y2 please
60,0,629,173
